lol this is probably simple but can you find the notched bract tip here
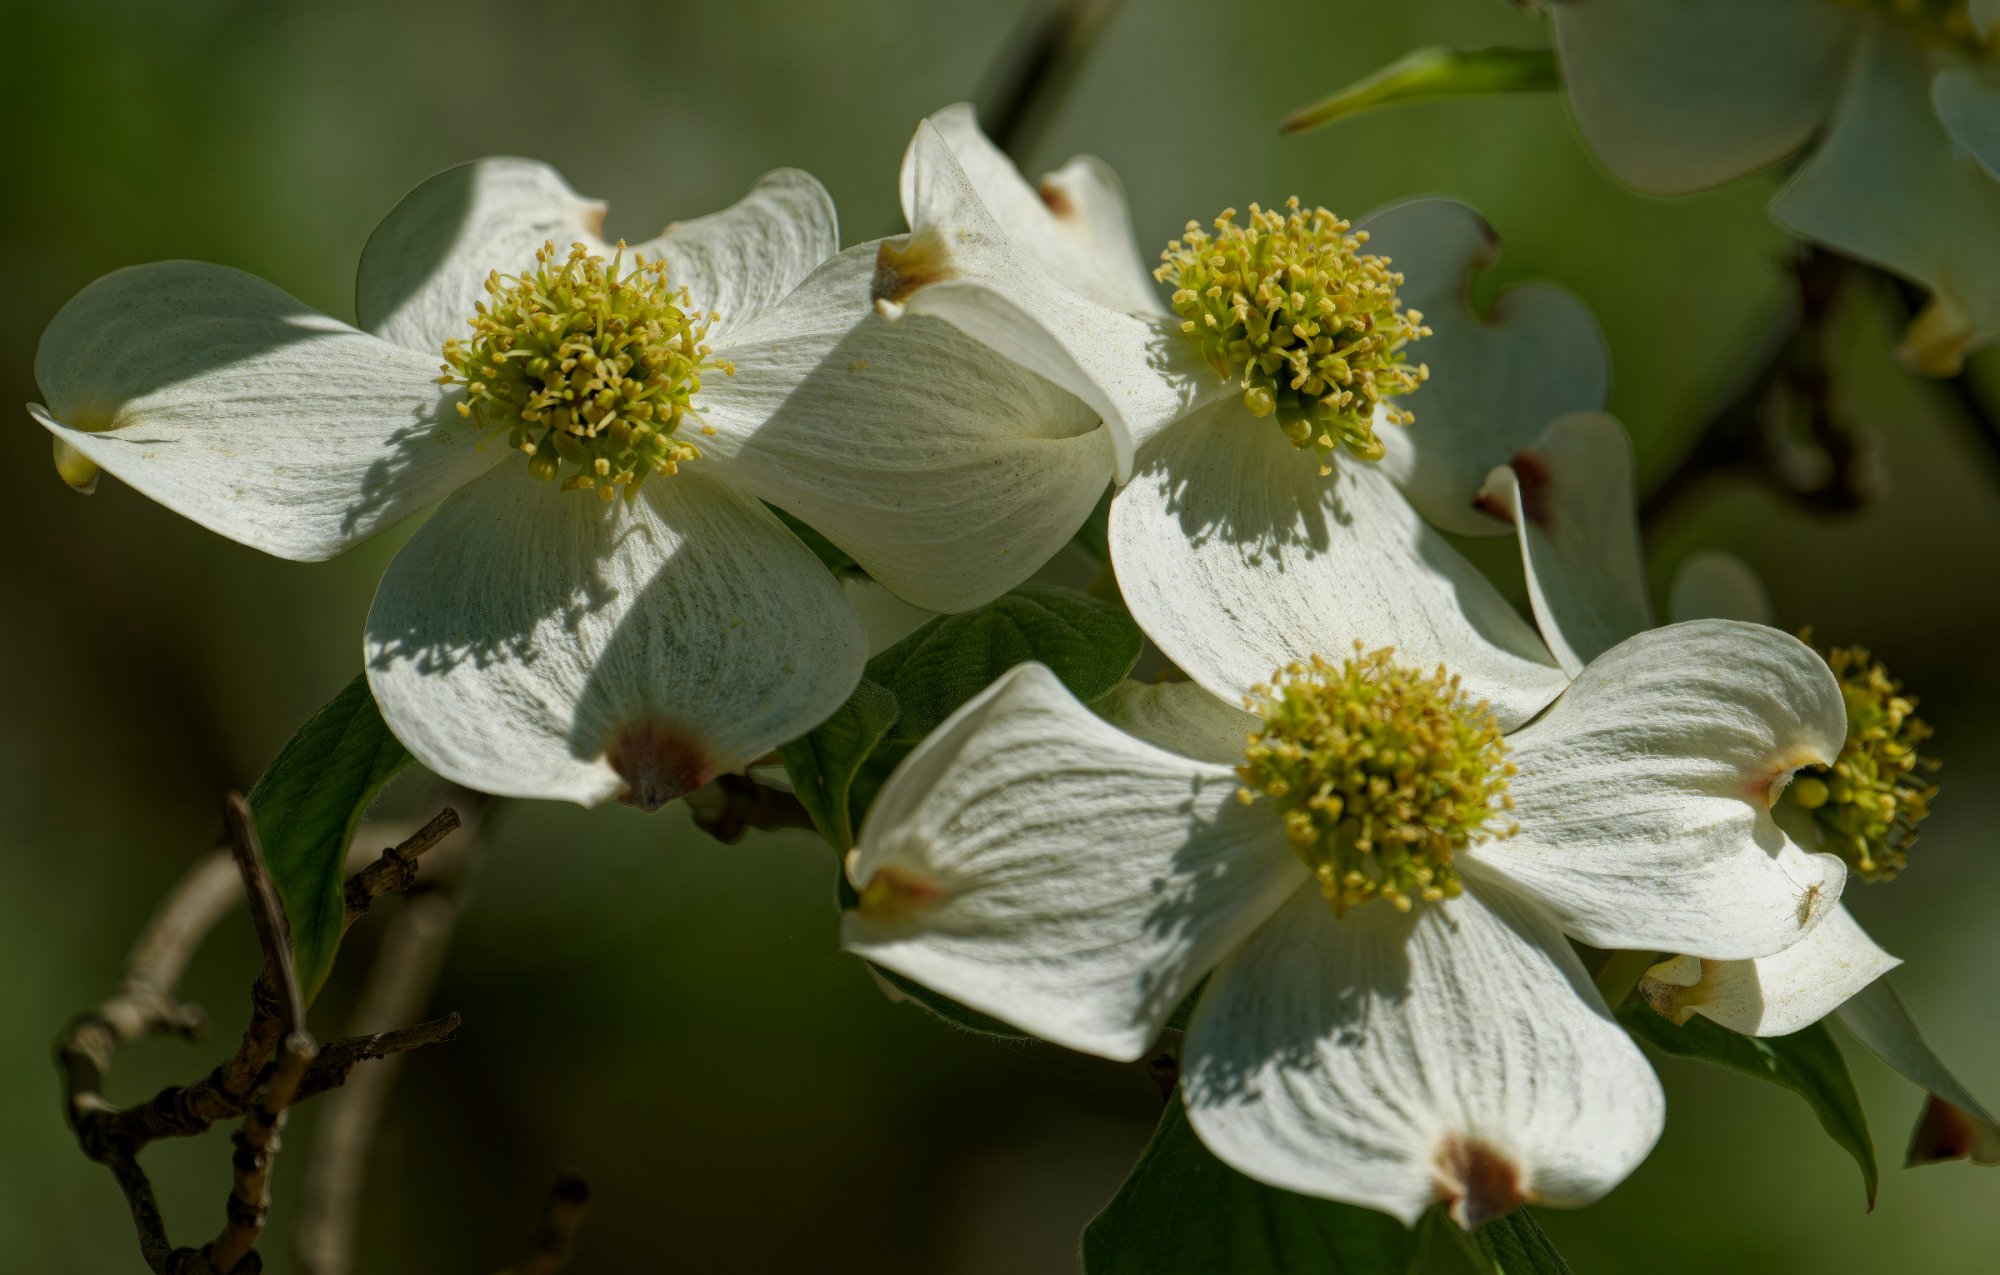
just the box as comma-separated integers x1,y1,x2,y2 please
1435,1135,1529,1230
872,231,954,319
847,853,943,918
1473,448,1555,531
51,434,100,494
1906,1093,2000,1168
606,719,713,813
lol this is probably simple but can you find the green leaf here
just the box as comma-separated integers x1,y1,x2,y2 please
1084,1100,1423,1274
776,677,898,853
864,583,1141,751
771,504,858,576
1282,46,1560,135
871,965,1031,1037
1071,485,1113,563
1621,1004,1878,1207
1444,1206,1574,1275
781,584,1143,851
248,675,413,1001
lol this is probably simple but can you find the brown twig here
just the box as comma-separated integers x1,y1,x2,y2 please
81,810,463,1155
203,1031,317,1274
291,1014,463,1105
1640,246,1879,530
55,799,467,1274
225,793,304,1037
58,849,236,1139
343,808,461,927
982,0,1121,159
503,1175,592,1275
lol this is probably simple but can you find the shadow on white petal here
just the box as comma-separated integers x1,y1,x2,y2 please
701,245,1115,614
1111,410,1566,728
359,158,837,357
358,158,606,355
33,261,497,562
1182,882,1661,1223
1487,620,1850,960
845,664,1303,1060
365,466,863,808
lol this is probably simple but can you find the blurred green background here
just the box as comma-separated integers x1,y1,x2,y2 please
3,0,1995,1269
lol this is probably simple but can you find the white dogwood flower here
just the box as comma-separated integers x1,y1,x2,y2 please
30,160,1111,808
1547,0,2000,373
876,106,1608,731
1477,412,1998,1162
842,613,1847,1224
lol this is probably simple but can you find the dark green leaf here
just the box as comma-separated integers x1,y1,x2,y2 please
1071,485,1113,563
248,675,413,1001
781,584,1143,851
872,965,1030,1037
771,505,858,576
1084,1099,1423,1274
1282,46,1560,135
865,584,1141,750
1621,1005,1878,1207
776,677,898,853
1445,1206,1574,1275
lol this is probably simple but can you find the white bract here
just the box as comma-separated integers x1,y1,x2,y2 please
1548,0,2000,373
30,160,1112,809
842,610,1849,1223
877,106,1608,730
1478,412,1998,1164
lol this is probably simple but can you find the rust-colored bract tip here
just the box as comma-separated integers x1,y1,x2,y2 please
1907,1094,1982,1167
872,231,954,311
606,720,713,813
1436,1136,1527,1230
851,861,944,918
1472,448,1554,531
1036,177,1075,217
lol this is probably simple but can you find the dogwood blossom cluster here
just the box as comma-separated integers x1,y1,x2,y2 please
28,101,1992,1242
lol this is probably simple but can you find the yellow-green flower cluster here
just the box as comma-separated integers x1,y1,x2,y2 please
1156,199,1430,475
1237,647,1515,916
1786,643,1940,881
441,240,728,502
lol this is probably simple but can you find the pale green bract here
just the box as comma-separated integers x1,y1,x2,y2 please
1548,0,2000,374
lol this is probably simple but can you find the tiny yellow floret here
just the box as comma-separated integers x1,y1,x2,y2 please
1156,199,1430,472
1786,642,1939,882
440,240,725,500
1238,646,1513,916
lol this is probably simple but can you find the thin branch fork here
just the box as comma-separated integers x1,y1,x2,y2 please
55,796,465,1274
202,1030,316,1274
70,808,462,1156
